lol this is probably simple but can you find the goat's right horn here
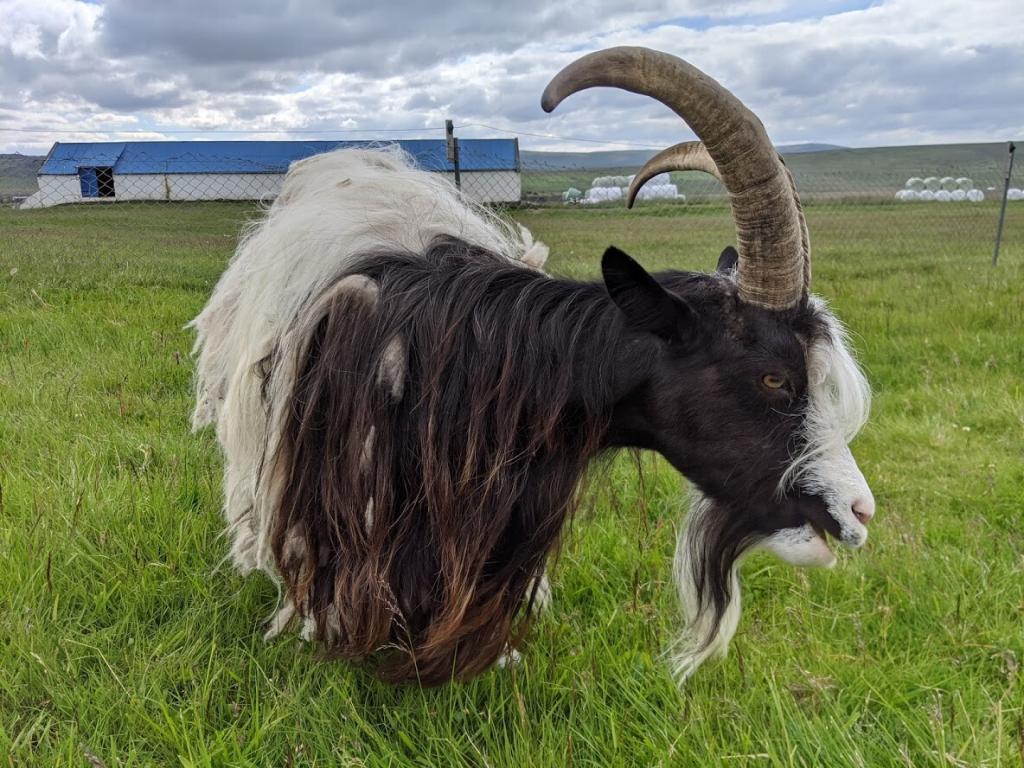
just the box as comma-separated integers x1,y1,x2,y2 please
626,141,721,209
542,46,808,310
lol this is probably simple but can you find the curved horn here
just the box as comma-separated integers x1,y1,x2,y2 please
542,47,807,310
626,141,720,209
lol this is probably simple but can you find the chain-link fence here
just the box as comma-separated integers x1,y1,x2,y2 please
1,132,1020,262
2,138,523,209
514,140,1021,260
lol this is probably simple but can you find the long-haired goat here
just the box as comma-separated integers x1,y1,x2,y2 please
191,47,875,685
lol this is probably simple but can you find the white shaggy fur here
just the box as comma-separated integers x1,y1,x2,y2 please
378,336,406,399
759,524,836,568
190,146,548,601
671,494,744,681
517,224,550,269
781,299,874,550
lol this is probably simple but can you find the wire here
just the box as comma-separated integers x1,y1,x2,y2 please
0,125,442,135
2,120,666,148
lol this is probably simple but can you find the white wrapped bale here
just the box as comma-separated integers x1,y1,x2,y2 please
1008,188,1023,201
967,189,985,202
950,189,967,202
634,183,680,201
940,177,957,191
935,190,952,202
919,190,936,201
924,177,940,191
955,177,973,191
905,177,924,191
582,186,624,204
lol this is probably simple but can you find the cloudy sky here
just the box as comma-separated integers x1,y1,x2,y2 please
1,0,1021,155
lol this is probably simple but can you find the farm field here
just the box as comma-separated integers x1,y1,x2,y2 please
1,201,1022,766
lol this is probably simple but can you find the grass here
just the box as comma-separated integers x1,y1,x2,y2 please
1,200,1022,767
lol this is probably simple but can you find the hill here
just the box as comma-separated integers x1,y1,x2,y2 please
0,154,43,200
522,142,845,172
521,142,1018,202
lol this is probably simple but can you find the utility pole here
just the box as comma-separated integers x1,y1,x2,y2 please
445,119,461,190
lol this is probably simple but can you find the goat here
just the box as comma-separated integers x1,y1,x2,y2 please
190,46,875,686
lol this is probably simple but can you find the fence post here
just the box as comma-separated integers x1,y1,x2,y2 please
445,119,461,191
992,141,1015,266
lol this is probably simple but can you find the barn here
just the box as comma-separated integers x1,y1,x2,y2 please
20,138,521,208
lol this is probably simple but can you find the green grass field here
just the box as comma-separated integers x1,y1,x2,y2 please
1,201,1022,767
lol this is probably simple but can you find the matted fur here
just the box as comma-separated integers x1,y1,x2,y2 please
271,239,620,683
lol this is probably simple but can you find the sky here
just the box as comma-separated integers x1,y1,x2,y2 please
1,0,1021,155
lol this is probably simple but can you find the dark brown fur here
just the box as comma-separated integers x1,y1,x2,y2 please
270,237,620,684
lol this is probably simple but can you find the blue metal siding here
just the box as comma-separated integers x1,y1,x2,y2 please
39,139,518,175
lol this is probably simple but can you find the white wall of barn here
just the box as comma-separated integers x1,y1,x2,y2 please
19,175,82,208
115,173,285,202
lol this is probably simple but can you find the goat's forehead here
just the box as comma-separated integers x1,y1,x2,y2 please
659,271,834,352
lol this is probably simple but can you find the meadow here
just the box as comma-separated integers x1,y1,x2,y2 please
1,200,1022,766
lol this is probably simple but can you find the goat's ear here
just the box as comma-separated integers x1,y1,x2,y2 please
602,246,694,341
716,246,739,273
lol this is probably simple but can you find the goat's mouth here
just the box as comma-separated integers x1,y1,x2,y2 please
807,518,831,544
798,494,869,550
792,493,842,541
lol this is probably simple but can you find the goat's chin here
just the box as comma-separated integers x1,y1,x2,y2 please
758,524,837,568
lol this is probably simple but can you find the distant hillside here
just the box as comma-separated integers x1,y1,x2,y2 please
783,142,1015,198
522,143,845,171
522,149,654,171
778,143,846,154
521,142,1018,201
0,154,43,199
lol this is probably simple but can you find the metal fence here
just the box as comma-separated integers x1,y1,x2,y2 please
4,137,523,209
1,133,1020,264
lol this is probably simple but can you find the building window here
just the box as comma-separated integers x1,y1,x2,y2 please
79,167,116,199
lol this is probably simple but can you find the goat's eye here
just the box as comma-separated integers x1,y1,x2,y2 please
761,373,787,390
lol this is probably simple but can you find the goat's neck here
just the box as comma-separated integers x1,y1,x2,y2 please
530,276,660,453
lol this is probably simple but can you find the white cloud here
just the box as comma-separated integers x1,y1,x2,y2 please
0,0,1021,154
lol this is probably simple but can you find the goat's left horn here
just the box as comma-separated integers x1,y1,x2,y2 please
626,141,720,209
542,47,809,310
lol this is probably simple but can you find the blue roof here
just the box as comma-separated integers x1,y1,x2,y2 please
39,139,519,175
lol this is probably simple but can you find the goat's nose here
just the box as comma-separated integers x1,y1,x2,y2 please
852,495,875,525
